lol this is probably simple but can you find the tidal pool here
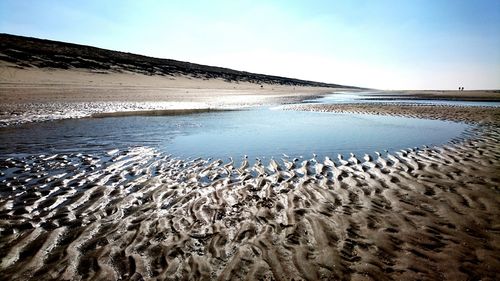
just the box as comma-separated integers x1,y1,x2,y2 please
0,107,471,162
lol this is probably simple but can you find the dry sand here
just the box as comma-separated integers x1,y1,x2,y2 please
0,64,345,126
0,63,340,103
1,62,499,126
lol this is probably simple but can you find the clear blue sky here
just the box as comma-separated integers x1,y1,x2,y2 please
1,0,499,89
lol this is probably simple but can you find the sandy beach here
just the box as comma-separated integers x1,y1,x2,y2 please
1,94,499,280
355,90,500,101
0,33,356,127
0,63,345,127
1,35,500,281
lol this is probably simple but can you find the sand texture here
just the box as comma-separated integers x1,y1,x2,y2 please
0,64,347,127
285,103,500,124
0,32,357,127
375,90,500,101
1,34,500,280
0,33,357,89
1,105,499,281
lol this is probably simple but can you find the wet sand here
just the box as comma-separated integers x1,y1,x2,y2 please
0,33,354,127
377,90,500,101
1,103,499,280
2,34,499,280
2,62,499,127
285,103,500,124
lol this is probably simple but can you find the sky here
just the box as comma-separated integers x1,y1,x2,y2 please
1,0,499,90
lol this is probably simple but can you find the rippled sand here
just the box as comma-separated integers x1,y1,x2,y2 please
285,103,500,124
1,104,499,280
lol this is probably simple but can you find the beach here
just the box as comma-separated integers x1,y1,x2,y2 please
1,35,500,281
0,63,343,127
1,86,500,280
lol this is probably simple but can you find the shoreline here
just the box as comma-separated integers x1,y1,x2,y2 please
90,108,231,118
0,66,341,127
1,89,499,128
1,101,499,280
0,63,498,127
1,32,499,281
0,110,498,280
285,103,500,124
1,67,500,279
360,89,500,101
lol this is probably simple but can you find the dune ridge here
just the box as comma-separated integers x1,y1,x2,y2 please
0,33,359,89
1,105,499,280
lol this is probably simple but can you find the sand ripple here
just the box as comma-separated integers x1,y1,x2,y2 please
1,124,499,280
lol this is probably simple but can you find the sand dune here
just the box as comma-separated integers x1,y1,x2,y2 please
0,33,357,89
0,105,499,280
0,33,356,127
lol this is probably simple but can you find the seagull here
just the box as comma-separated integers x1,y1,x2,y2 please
200,158,222,174
237,155,249,174
324,156,336,167
375,151,388,167
337,154,349,166
212,159,223,167
252,158,266,175
397,150,408,158
348,153,360,165
362,153,376,169
282,157,298,171
297,159,311,176
313,156,325,175
223,157,234,171
268,157,281,173
387,152,400,164
363,154,372,162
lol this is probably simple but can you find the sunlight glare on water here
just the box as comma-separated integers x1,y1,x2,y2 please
0,107,471,162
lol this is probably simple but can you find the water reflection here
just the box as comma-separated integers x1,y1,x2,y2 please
0,108,470,162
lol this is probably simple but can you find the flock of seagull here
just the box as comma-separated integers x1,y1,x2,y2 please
190,147,425,188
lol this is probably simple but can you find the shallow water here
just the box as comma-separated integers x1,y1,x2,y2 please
306,92,500,107
0,107,470,162
0,98,497,281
